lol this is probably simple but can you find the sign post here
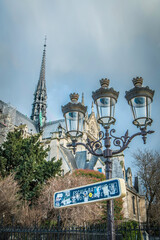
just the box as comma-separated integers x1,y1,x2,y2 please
54,178,126,209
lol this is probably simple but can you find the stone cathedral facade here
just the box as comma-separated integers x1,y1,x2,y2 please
0,43,146,223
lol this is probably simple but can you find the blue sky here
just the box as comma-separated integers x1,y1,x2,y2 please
0,0,160,175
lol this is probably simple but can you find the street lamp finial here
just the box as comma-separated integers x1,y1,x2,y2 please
100,78,110,88
132,77,143,87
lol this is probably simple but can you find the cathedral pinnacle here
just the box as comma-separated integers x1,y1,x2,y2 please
91,101,94,113
81,93,84,105
44,35,47,48
30,39,47,131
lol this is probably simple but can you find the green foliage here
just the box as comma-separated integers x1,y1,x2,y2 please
119,221,143,240
0,129,62,203
114,198,123,220
101,198,124,221
41,219,58,228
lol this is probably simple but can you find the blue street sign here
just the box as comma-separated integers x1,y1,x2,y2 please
54,178,126,208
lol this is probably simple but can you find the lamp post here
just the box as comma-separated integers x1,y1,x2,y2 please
61,77,154,240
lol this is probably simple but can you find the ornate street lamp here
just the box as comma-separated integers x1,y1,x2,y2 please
125,77,154,129
62,93,87,138
92,78,119,126
62,77,154,240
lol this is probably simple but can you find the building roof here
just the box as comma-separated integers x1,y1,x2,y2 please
60,145,77,170
75,148,124,179
43,119,66,139
15,110,37,134
75,151,87,169
0,100,37,134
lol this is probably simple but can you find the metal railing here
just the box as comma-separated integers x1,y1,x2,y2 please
0,220,159,240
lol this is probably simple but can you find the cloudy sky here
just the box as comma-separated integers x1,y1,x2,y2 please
0,0,160,175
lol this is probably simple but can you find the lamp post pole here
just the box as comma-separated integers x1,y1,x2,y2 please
104,127,115,240
62,77,155,240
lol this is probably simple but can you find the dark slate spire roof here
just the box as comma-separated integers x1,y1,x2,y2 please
36,38,47,93
30,37,47,131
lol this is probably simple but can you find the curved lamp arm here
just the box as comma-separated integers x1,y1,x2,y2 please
67,127,154,158
67,131,104,156
112,128,154,156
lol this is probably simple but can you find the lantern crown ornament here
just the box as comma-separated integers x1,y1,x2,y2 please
61,93,87,138
92,78,119,126
132,77,143,87
125,77,154,128
92,78,119,102
62,93,87,116
70,93,79,103
100,78,110,88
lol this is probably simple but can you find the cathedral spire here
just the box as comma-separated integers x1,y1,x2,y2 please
81,92,84,105
91,101,94,113
36,36,47,93
31,38,47,131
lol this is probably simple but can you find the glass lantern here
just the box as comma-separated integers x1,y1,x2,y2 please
92,78,119,127
65,111,84,137
125,77,154,128
62,93,87,138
